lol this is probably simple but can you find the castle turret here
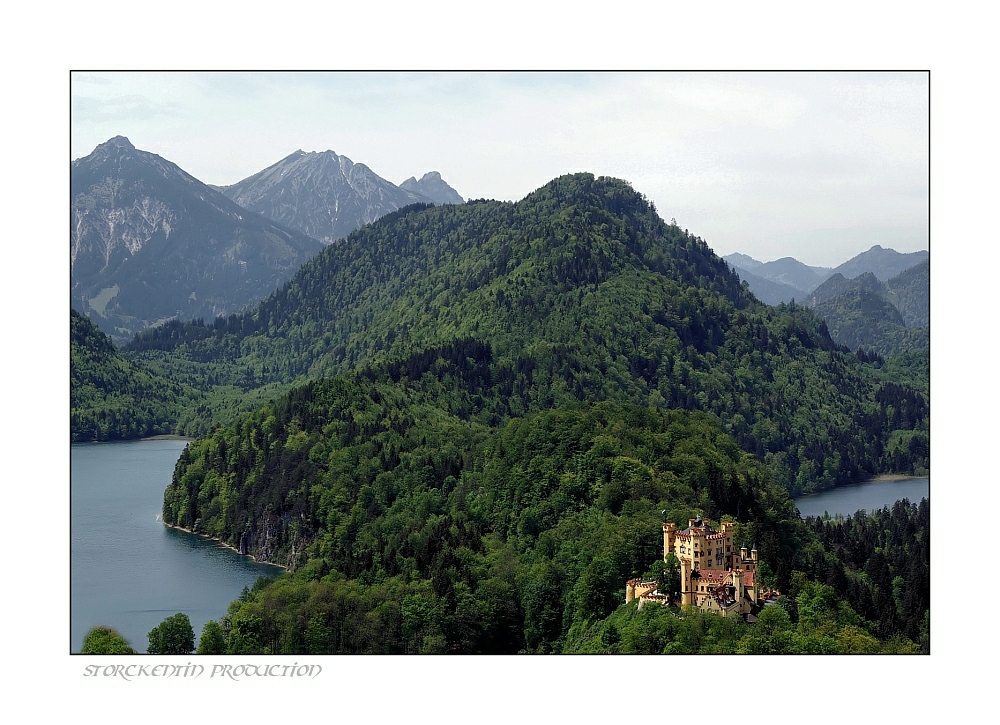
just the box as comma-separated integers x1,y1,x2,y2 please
663,522,676,561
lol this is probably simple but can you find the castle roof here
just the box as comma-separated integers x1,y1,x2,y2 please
691,568,755,586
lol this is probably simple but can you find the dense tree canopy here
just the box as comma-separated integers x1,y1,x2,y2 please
80,626,137,654
146,613,195,655
73,173,930,654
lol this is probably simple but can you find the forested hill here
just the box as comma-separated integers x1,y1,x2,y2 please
154,174,930,653
129,174,753,378
139,174,927,498
71,309,197,441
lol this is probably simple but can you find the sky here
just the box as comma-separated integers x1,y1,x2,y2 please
71,71,928,268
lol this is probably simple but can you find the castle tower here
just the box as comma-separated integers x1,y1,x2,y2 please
680,557,693,607
663,522,676,562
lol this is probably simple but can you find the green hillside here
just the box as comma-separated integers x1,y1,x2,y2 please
71,309,198,441
814,288,928,358
144,173,930,654
132,174,927,492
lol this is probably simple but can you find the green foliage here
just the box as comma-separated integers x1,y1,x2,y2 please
196,620,226,654
123,174,925,491
146,613,195,655
867,349,928,397
802,498,930,650
71,309,199,441
84,172,929,655
167,398,849,653
80,626,137,654
814,288,927,358
564,577,920,654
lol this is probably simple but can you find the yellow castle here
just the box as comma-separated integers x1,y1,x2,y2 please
626,517,768,618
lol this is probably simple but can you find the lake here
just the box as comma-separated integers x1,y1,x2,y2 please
71,439,284,653
793,476,929,519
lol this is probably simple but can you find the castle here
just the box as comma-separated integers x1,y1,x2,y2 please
625,517,769,618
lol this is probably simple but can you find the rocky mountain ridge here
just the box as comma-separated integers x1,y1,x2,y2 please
400,171,464,206
217,150,463,245
71,136,325,342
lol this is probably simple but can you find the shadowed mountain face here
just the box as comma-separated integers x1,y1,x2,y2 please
400,171,464,206
806,261,929,356
814,288,928,357
217,151,462,245
71,137,324,342
806,271,885,307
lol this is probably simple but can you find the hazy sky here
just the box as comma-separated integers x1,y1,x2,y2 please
71,71,927,270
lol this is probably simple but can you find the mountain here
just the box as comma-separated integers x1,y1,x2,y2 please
731,267,808,305
71,137,325,342
129,173,927,494
400,171,464,206
217,151,461,245
151,176,930,654
813,288,928,358
752,257,832,293
722,252,763,271
806,271,885,307
804,261,929,357
885,259,929,328
831,245,927,281
724,253,831,303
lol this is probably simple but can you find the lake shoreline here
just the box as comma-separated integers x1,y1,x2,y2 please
866,473,929,482
163,523,289,572
793,475,929,519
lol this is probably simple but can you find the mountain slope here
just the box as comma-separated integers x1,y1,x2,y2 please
71,309,197,441
129,173,927,495
71,137,324,342
217,151,458,245
730,266,808,305
752,257,832,293
725,253,831,302
814,288,928,357
831,245,927,281
806,271,885,307
805,261,929,356
885,259,929,328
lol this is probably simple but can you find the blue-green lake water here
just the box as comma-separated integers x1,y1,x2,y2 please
71,439,284,653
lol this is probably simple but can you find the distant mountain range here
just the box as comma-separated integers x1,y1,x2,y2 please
725,245,928,306
216,150,463,245
725,246,928,357
805,260,929,356
71,136,325,342
71,138,464,342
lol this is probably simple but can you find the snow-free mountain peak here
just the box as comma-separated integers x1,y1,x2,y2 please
71,137,324,341
218,151,463,245
400,171,464,206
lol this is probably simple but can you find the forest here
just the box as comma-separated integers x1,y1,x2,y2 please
122,175,928,492
74,174,930,654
